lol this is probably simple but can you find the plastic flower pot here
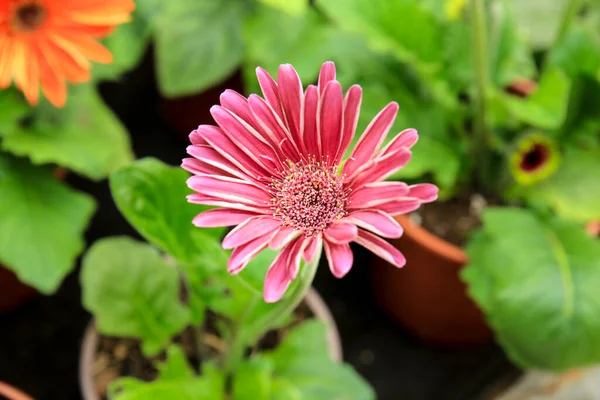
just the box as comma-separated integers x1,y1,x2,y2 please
160,71,245,139
0,381,34,400
370,214,492,347
79,288,342,400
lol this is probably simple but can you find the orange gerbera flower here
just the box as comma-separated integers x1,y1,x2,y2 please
0,0,135,107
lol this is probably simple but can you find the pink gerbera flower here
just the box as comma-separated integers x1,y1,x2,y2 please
183,62,438,302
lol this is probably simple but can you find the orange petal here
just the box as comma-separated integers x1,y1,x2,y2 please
48,33,91,69
0,35,13,88
56,31,113,64
37,43,67,107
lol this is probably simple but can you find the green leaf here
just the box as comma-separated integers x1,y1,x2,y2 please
243,5,333,84
317,0,443,71
463,208,600,370
232,358,274,400
507,0,569,49
501,68,571,129
81,237,190,355
155,0,247,97
109,363,224,400
263,320,375,400
489,1,537,87
521,146,600,223
0,89,28,134
257,0,307,15
1,85,134,180
110,158,225,262
156,345,195,380
0,155,95,293
548,25,600,80
92,11,151,81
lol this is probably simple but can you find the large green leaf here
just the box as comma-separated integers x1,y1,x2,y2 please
156,345,195,380
521,146,600,223
232,358,274,400
155,0,247,97
463,208,600,370
110,158,225,263
507,0,569,49
317,0,443,71
0,155,95,293
92,10,151,82
501,68,571,130
489,0,537,86
243,5,333,84
0,89,28,133
81,237,190,355
1,85,134,180
109,363,224,400
548,25,600,80
257,0,307,15
261,320,375,399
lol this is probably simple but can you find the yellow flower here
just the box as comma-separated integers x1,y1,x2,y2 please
510,133,560,186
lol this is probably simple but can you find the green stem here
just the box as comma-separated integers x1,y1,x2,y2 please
470,0,491,193
555,0,582,46
245,245,323,344
222,296,258,376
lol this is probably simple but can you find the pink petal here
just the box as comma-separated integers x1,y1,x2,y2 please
345,210,403,238
277,64,303,145
192,209,258,227
343,102,399,177
222,216,281,249
355,229,406,268
377,198,422,215
228,233,275,274
187,175,270,206
302,85,319,157
189,129,207,145
348,181,409,209
378,128,419,158
187,194,269,214
220,90,254,123
182,157,238,180
186,144,257,183
319,81,343,162
408,183,439,203
248,94,299,160
303,234,322,263
269,226,300,249
287,238,310,280
318,61,336,95
349,148,412,190
263,239,300,302
211,106,279,172
197,125,265,179
335,85,362,163
323,222,358,244
256,67,284,119
324,241,353,278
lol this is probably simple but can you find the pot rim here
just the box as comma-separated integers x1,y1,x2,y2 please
0,381,34,400
79,287,342,400
395,214,468,265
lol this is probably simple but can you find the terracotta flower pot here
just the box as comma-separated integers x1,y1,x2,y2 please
79,288,342,400
0,381,34,400
370,214,492,347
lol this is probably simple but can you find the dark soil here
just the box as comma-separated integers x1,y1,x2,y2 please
92,304,313,399
411,194,489,247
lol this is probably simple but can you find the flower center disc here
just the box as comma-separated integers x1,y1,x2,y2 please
271,159,347,236
520,144,549,172
12,2,47,33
